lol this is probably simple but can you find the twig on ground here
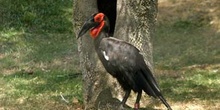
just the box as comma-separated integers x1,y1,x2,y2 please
60,92,69,103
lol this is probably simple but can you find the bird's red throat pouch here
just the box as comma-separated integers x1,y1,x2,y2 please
90,21,105,39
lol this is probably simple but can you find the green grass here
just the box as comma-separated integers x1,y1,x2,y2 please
154,0,220,70
153,22,220,70
0,0,72,33
0,70,82,110
0,0,82,109
0,0,220,109
157,68,220,109
160,69,220,101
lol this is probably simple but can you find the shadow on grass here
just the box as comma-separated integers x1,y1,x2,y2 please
159,69,220,102
0,0,79,74
3,70,82,95
0,1,81,109
0,0,73,33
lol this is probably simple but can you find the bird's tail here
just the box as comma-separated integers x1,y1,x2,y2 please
158,95,172,110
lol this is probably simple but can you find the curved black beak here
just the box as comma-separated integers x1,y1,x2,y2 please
77,17,99,39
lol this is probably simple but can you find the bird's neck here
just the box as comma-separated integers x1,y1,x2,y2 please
92,21,110,50
94,32,108,50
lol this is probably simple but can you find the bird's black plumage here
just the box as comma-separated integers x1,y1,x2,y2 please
78,13,172,110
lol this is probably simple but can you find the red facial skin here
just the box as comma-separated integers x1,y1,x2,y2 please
90,13,105,39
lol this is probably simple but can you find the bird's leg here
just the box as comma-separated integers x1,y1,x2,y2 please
121,89,131,107
134,91,142,110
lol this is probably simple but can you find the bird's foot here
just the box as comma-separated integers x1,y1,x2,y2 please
134,103,139,110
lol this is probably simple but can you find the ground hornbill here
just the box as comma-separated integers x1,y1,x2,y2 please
77,13,172,110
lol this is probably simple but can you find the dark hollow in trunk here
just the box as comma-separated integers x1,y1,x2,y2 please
97,0,117,36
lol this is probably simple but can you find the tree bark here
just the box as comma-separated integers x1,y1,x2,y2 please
73,1,117,109
73,0,157,109
115,0,157,68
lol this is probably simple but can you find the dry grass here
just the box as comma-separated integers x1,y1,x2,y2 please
0,0,219,110
155,65,220,110
151,0,220,109
158,0,220,32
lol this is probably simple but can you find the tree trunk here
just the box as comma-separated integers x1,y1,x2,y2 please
115,0,157,67
73,1,117,109
73,0,157,109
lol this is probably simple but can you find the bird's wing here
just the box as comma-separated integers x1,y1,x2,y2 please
98,37,139,87
99,37,161,96
98,37,171,109
99,37,139,70
138,60,161,97
138,56,172,109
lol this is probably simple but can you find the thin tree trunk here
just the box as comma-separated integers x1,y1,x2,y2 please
73,0,157,109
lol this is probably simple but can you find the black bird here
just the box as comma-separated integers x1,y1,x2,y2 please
77,13,172,110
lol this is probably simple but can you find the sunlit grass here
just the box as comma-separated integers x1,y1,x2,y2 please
0,70,82,110
0,0,82,109
0,0,220,109
153,23,220,70
157,68,220,109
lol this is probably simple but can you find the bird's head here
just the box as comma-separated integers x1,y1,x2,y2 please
77,13,110,39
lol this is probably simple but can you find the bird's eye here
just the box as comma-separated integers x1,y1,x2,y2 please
96,18,101,22
94,13,104,22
